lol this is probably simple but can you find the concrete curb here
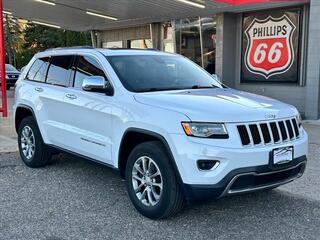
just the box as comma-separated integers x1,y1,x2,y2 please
303,120,320,126
0,135,18,153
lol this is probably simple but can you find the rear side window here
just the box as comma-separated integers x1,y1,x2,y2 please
26,57,50,82
73,55,106,88
47,55,74,87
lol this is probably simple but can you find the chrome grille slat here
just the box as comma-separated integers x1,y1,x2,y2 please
237,118,300,147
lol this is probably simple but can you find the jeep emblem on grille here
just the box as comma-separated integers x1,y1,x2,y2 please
265,113,276,119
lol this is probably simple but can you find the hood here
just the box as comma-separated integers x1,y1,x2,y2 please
134,88,298,122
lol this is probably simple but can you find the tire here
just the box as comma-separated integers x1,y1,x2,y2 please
125,141,184,219
6,85,11,90
18,116,51,168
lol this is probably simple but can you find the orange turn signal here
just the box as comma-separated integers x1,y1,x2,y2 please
181,122,192,136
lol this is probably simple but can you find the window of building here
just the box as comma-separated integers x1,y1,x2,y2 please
103,41,123,48
73,55,106,88
173,17,217,73
128,39,153,49
174,18,202,66
201,17,216,74
26,57,50,82
47,55,74,87
163,22,175,53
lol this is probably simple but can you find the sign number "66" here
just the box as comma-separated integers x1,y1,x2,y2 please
254,42,284,64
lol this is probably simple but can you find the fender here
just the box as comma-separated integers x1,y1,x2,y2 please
15,104,37,132
118,127,184,186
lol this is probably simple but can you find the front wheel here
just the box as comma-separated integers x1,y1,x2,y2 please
125,141,184,219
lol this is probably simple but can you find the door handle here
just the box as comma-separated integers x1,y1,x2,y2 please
34,87,44,92
66,93,77,100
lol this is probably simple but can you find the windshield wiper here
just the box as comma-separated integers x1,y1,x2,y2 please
190,84,217,89
137,87,183,92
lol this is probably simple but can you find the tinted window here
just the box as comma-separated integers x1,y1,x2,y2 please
26,58,50,82
47,55,74,86
74,55,106,88
106,55,222,92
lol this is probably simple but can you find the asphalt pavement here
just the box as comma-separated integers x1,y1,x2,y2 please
0,143,319,240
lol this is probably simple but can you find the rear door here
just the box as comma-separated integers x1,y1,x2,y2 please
36,55,75,146
60,54,113,163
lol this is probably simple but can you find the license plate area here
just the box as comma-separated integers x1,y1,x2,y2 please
272,146,293,165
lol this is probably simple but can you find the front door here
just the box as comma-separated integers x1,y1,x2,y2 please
61,54,113,164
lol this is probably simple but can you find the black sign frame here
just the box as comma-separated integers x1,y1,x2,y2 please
240,7,303,84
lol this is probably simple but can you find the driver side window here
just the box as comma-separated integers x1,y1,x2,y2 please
73,55,106,89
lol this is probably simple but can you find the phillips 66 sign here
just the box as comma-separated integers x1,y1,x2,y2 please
241,9,301,83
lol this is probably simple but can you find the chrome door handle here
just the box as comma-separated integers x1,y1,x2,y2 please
34,87,44,92
66,93,77,100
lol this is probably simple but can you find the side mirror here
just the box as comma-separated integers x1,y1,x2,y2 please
82,76,113,95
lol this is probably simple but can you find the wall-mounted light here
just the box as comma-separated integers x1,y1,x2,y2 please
32,20,61,29
34,0,56,6
175,0,205,8
86,11,118,21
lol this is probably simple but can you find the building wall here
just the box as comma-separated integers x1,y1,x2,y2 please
98,25,151,48
305,0,320,119
216,6,318,119
96,3,319,119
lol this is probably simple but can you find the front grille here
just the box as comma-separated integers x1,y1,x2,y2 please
237,118,300,146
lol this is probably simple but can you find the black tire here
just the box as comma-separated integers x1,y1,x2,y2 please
18,116,51,168
6,85,11,90
125,141,184,219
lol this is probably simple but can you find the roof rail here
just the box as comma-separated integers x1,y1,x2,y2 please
45,46,94,51
105,47,159,51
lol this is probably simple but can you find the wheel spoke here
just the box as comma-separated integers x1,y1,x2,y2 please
151,182,162,189
22,130,28,139
151,187,160,200
149,169,160,178
134,183,144,193
134,163,144,175
139,188,147,201
142,157,148,172
147,188,156,206
27,148,32,159
132,175,143,182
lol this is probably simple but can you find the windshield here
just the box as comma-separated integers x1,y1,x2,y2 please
5,64,18,72
106,55,222,92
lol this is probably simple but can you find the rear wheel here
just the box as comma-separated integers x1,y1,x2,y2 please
125,141,184,219
6,85,10,90
18,116,51,168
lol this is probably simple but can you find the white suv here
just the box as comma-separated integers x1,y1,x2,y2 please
14,47,308,219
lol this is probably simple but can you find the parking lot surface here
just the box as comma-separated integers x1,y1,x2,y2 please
0,142,319,240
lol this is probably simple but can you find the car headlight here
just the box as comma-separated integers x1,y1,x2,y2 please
181,122,228,138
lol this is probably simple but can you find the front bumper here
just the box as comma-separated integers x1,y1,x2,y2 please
167,128,308,200
183,155,306,201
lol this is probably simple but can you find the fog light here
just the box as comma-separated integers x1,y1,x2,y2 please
197,160,220,171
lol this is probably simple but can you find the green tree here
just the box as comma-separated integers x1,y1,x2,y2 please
4,14,23,66
23,24,91,54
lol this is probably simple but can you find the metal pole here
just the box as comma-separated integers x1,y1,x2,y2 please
199,16,204,68
0,0,8,117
